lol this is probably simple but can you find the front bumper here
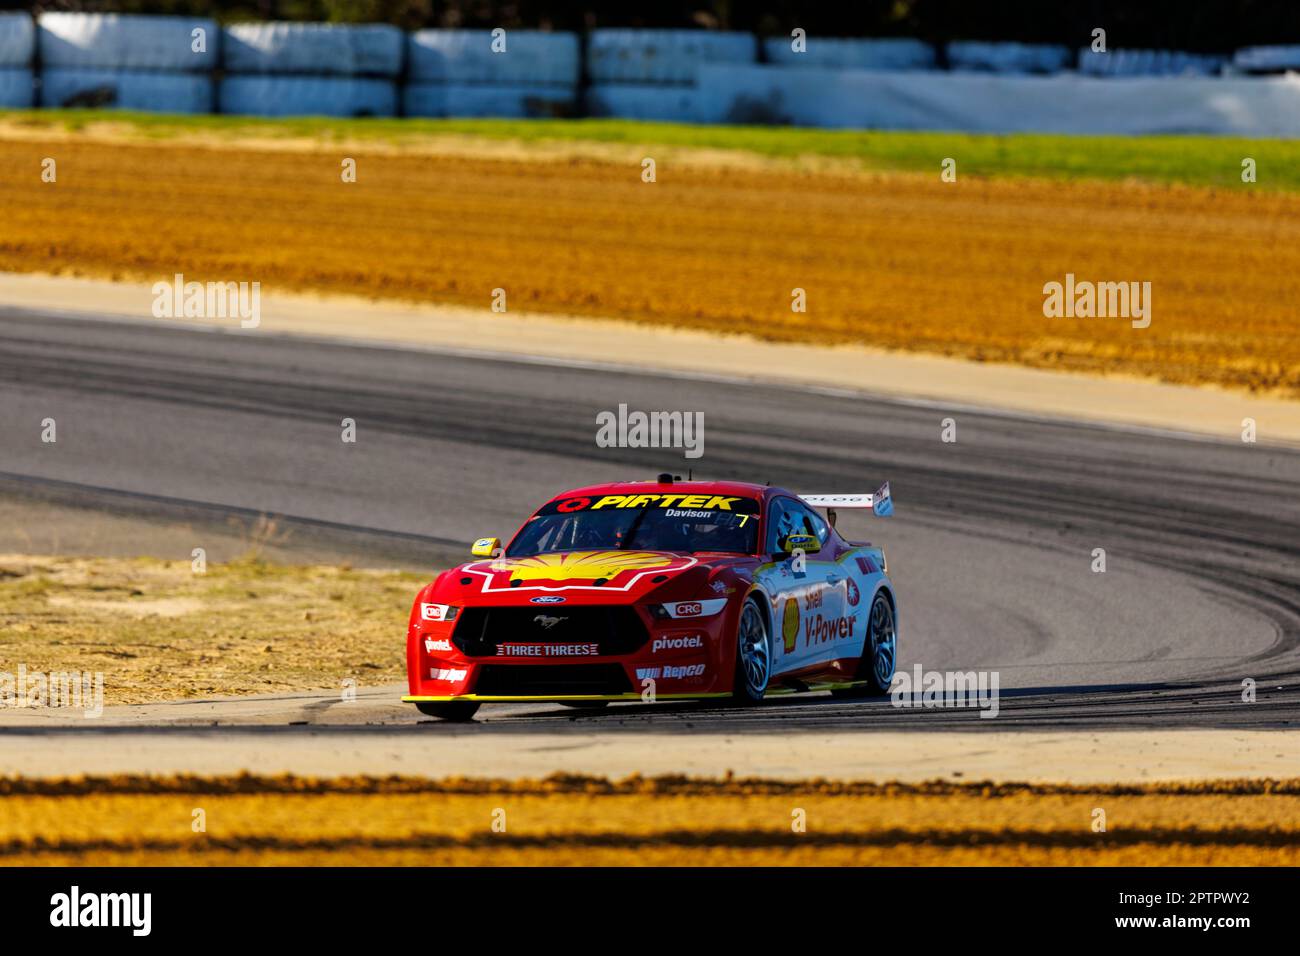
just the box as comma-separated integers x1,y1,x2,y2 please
405,602,734,702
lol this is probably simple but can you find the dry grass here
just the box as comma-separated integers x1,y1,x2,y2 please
0,553,419,704
2,136,1299,395
3,774,1297,866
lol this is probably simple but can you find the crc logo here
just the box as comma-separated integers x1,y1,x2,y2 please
530,595,566,604
675,602,703,617
420,603,449,621
533,615,564,630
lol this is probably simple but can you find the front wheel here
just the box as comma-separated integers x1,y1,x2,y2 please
415,701,481,721
831,591,897,698
732,598,772,703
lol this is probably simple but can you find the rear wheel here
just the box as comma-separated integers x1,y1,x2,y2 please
415,701,481,722
831,591,897,698
732,598,771,703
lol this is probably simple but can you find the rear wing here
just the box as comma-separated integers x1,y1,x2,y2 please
800,482,892,523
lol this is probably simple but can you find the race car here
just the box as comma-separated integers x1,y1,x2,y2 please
404,476,897,721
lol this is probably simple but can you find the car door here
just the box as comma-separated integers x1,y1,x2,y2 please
762,497,846,677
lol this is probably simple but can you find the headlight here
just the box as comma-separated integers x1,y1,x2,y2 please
420,603,459,622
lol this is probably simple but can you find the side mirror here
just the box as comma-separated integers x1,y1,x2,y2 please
779,532,820,556
471,536,501,558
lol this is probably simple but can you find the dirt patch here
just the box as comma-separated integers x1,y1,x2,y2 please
0,554,420,704
46,594,204,618
2,136,1298,396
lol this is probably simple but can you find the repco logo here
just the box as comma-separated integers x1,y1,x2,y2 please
652,635,704,653
804,614,854,646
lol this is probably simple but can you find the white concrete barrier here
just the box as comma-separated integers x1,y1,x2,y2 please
697,64,1300,136
588,29,756,84
763,36,934,71
0,67,34,107
40,68,213,112
408,30,578,85
946,41,1072,74
219,75,397,117
38,13,216,71
585,84,700,122
1078,47,1224,77
404,82,576,118
222,22,403,76
0,12,34,67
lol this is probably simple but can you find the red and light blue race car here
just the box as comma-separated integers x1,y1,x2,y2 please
404,476,897,721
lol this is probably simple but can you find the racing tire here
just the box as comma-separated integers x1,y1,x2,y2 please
557,700,610,709
415,701,481,721
732,597,772,704
831,590,897,698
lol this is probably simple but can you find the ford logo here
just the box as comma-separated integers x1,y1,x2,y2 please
529,595,566,604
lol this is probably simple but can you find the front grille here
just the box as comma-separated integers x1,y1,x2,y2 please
473,664,633,697
452,606,649,657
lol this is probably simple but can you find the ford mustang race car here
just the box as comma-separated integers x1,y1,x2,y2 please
404,476,897,721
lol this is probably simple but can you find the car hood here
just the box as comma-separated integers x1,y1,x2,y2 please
434,548,735,606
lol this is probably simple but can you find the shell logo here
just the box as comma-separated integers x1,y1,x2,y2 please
782,597,800,654
495,550,675,583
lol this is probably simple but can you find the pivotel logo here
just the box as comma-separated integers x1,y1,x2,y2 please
424,638,453,652
652,634,704,653
530,595,566,604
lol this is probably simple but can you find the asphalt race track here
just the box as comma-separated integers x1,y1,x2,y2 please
3,308,1300,732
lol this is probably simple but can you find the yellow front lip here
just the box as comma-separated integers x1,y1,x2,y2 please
403,692,731,703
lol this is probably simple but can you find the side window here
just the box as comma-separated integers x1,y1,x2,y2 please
794,503,831,546
766,498,831,553
765,498,801,554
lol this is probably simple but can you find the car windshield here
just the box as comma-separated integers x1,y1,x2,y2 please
508,492,761,556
